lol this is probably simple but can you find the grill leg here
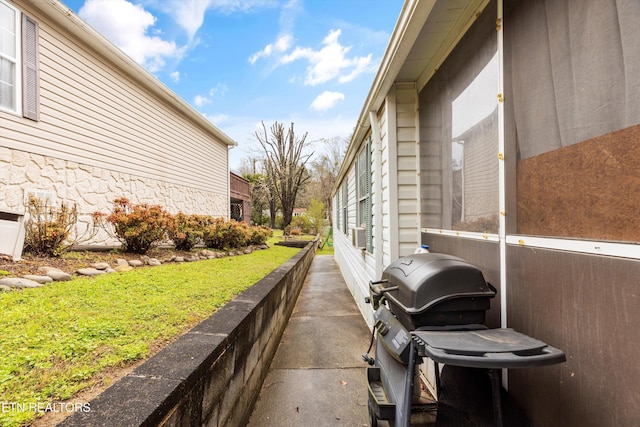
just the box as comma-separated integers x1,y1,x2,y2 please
400,341,417,427
488,369,504,427
434,361,441,397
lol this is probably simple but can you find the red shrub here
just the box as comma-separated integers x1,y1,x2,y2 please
96,198,170,254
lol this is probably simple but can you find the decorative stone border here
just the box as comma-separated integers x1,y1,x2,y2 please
0,246,268,291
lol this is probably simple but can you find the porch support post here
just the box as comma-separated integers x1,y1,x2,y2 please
369,110,384,278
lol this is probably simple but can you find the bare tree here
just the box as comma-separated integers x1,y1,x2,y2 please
237,155,261,176
307,136,348,224
255,121,312,229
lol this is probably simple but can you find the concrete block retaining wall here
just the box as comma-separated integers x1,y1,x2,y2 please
59,241,317,427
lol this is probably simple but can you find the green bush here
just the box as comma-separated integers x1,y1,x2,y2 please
251,211,270,227
203,219,249,250
290,215,311,234
275,214,284,230
202,217,223,249
248,225,273,245
94,198,170,254
307,198,327,235
167,212,206,251
24,196,80,257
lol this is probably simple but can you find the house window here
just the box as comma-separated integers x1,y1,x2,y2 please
356,139,372,252
0,1,39,120
0,1,19,112
334,193,340,232
341,181,348,235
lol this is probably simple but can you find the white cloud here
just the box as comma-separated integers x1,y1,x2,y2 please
203,113,229,125
208,83,229,97
310,91,345,111
249,34,293,64
208,0,278,13
194,95,212,107
79,0,185,72
168,0,210,40
338,54,373,83
194,83,228,107
161,0,279,40
281,29,374,86
248,0,300,64
170,71,180,82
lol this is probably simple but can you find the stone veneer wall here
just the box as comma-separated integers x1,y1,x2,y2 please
58,240,317,427
0,148,227,246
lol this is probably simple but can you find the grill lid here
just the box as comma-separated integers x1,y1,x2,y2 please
381,253,495,316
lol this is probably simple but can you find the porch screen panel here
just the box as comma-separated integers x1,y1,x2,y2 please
420,0,499,233
505,0,640,243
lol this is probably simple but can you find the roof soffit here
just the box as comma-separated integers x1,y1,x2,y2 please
336,0,489,188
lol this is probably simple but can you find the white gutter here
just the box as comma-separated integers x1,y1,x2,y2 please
369,110,384,277
29,0,237,148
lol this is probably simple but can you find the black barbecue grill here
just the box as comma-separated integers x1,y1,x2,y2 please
364,253,565,427
380,253,496,329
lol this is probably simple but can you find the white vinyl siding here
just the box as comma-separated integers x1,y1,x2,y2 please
395,83,420,257
0,4,228,196
377,103,392,266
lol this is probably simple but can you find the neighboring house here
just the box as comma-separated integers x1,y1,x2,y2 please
292,207,306,217
230,172,251,224
333,0,640,426
0,0,236,247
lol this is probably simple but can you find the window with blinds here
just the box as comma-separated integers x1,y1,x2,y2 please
341,181,348,235
356,138,372,252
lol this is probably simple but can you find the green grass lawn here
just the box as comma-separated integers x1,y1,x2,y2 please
0,243,300,427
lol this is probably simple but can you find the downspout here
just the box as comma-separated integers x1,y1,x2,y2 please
369,110,384,278
227,148,233,220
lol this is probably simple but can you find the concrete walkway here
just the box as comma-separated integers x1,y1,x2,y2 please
247,255,372,427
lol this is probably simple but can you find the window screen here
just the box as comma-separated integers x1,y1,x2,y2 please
0,1,18,111
420,1,499,234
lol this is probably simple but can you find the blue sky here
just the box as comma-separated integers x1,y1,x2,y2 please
60,0,404,171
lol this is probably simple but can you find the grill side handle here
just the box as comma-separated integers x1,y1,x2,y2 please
367,279,398,309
